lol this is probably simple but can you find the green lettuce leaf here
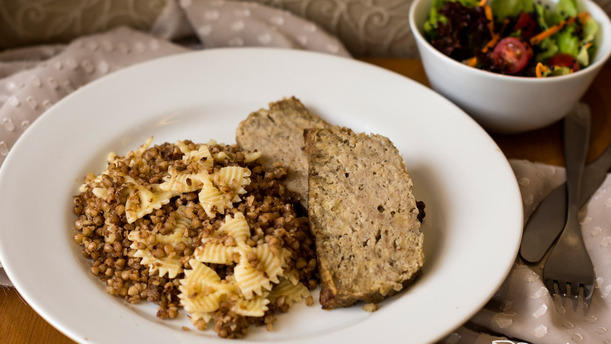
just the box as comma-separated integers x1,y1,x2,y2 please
576,17,599,66
423,0,480,36
582,17,599,42
556,25,580,56
424,9,448,35
576,44,590,65
550,66,573,75
536,37,559,60
510,29,522,37
539,66,552,77
491,0,534,20
424,0,449,36
456,0,479,6
555,0,578,19
534,2,560,28
534,0,577,29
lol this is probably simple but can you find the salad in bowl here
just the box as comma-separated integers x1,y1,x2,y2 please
423,0,600,77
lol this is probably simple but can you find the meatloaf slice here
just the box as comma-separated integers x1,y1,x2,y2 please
305,127,424,309
236,97,330,207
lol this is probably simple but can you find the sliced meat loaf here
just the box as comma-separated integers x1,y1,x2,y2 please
236,97,329,207
305,127,424,309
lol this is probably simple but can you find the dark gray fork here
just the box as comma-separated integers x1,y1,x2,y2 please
542,103,595,308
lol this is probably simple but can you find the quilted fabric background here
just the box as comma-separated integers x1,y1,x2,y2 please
3,0,609,57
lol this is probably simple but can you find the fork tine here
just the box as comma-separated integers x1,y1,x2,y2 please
583,284,594,310
566,282,573,297
579,284,590,316
557,281,568,297
543,279,556,297
583,284,594,300
569,283,579,311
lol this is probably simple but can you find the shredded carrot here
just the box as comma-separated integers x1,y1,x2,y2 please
584,42,593,49
478,0,488,7
464,57,478,67
484,5,494,34
480,4,498,53
482,33,500,53
530,16,576,45
530,26,562,45
535,62,550,78
578,11,591,24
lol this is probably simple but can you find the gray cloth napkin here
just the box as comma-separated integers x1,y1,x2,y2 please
1,1,610,343
0,0,348,169
440,161,611,344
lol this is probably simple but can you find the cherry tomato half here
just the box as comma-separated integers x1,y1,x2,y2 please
492,37,531,74
547,53,581,72
514,12,538,40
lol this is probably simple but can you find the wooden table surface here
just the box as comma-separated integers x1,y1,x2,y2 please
1,59,610,344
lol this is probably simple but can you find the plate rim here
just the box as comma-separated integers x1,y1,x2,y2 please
0,48,523,344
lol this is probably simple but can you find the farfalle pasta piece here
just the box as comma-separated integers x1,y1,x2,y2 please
123,176,174,223
200,212,286,299
179,262,225,313
181,256,270,320
190,312,213,330
214,166,251,199
284,269,300,286
79,170,110,195
92,187,110,200
214,151,230,162
81,153,117,195
128,210,193,278
159,170,209,194
233,255,274,299
218,212,250,244
269,278,310,306
195,242,238,265
129,229,182,278
177,141,214,170
179,259,237,326
125,189,172,223
233,244,286,299
254,244,286,284
132,247,183,279
232,244,287,298
175,141,192,155
198,179,232,218
106,152,117,163
243,151,261,163
132,136,153,158
232,295,270,317
159,210,193,245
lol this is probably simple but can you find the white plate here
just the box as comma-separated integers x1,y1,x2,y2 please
0,49,522,344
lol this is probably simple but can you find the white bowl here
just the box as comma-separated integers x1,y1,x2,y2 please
409,0,611,133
